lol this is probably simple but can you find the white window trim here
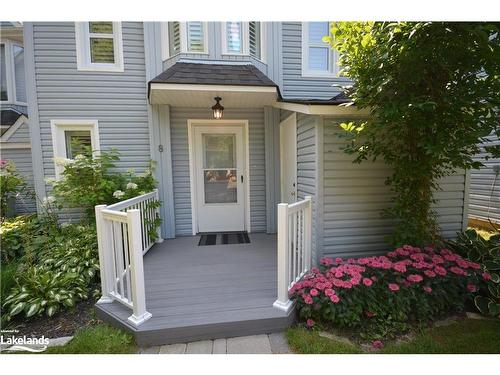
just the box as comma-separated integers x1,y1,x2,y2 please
301,22,338,78
50,119,100,179
161,22,209,60
75,22,124,72
0,40,27,106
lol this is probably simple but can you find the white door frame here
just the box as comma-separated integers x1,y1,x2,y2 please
280,113,297,203
187,119,251,235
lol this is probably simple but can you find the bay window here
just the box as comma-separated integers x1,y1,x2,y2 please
163,22,208,59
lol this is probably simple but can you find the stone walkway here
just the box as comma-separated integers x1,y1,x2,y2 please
139,332,290,354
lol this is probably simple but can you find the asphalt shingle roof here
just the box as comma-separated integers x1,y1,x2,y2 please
150,62,279,88
1,108,24,127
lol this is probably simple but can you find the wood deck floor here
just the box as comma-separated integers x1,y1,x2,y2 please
95,233,295,346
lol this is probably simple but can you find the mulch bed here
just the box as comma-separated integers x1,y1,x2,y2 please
4,299,100,339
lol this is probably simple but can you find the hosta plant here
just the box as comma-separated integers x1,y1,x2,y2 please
446,229,500,317
2,224,100,321
290,245,492,339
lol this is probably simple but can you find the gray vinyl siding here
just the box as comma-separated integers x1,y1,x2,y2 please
6,120,30,142
1,146,36,213
322,119,467,258
296,113,318,261
170,107,267,235
469,134,500,223
281,22,351,100
31,22,151,189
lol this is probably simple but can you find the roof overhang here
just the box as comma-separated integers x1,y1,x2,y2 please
149,83,279,108
273,101,370,118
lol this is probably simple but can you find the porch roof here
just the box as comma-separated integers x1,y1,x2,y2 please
148,62,281,108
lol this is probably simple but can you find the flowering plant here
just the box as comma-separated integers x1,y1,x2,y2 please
49,147,158,221
290,245,492,338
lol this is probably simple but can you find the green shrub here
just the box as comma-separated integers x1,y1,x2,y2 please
2,224,100,321
446,229,500,317
0,214,58,264
290,245,492,340
0,160,28,218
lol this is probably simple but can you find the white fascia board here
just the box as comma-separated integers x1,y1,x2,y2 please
273,101,370,117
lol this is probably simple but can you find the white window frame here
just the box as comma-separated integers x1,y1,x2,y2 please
75,22,124,72
161,22,209,60
0,40,26,105
50,119,100,179
301,22,338,78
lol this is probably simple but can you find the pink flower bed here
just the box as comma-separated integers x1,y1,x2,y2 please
290,245,490,330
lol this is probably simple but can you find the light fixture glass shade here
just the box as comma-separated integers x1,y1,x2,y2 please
212,96,224,119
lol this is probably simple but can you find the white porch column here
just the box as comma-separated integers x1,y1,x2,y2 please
95,205,113,304
304,196,312,271
126,209,152,326
273,203,293,312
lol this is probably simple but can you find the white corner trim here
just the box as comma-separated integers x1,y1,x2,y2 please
75,22,124,72
0,114,28,142
187,119,251,235
50,119,100,179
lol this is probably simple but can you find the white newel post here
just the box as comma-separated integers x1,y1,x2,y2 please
273,203,293,312
126,209,152,326
304,196,312,271
154,189,163,243
95,205,113,304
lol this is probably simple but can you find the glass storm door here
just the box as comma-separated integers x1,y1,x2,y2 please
193,125,246,233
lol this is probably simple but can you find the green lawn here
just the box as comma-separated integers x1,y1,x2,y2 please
44,324,137,354
286,318,500,354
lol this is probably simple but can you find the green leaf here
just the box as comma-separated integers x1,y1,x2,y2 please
9,302,26,316
26,303,41,318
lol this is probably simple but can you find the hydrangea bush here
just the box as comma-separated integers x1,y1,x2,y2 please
290,245,492,339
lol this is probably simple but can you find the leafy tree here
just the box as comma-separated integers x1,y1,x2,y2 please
325,22,500,246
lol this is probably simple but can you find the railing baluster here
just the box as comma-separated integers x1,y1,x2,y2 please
123,223,132,303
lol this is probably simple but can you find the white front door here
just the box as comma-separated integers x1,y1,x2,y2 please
193,125,246,233
280,113,297,204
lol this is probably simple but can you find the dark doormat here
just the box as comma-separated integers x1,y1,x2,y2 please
198,231,251,246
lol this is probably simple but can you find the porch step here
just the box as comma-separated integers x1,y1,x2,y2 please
95,302,296,346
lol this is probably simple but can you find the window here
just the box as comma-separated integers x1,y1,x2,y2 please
186,22,206,53
225,22,243,53
222,22,264,60
75,22,124,72
0,41,26,104
50,120,100,179
0,44,7,101
301,22,338,77
249,22,261,59
162,22,208,59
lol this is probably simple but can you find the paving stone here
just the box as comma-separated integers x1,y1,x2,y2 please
268,332,290,354
318,331,355,346
186,340,213,354
227,334,272,354
434,316,458,327
159,343,186,354
212,338,227,354
47,336,73,347
139,345,160,354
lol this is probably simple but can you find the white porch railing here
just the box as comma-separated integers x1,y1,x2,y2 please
94,189,162,326
273,196,312,313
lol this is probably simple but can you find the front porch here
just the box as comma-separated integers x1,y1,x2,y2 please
95,233,295,346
